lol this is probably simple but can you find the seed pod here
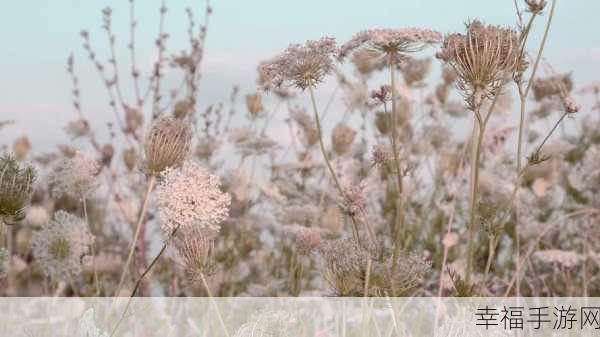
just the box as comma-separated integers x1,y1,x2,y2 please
143,117,192,176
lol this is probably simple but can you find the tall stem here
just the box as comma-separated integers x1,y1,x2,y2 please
389,55,405,271
308,85,361,243
465,115,484,286
514,0,557,295
110,225,179,337
114,175,156,296
200,272,231,337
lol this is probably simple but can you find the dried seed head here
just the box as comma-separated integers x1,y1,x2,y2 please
331,123,357,156
532,73,573,101
173,100,194,119
245,93,263,119
124,107,144,133
0,155,36,225
174,228,215,280
122,148,137,171
101,144,114,166
437,21,521,109
399,57,432,87
341,182,366,217
144,117,192,176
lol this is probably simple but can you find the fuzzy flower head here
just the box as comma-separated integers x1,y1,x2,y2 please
437,21,521,109
341,182,366,217
32,211,94,279
337,28,442,63
258,37,337,90
49,151,100,199
144,117,192,176
155,160,231,234
0,155,36,224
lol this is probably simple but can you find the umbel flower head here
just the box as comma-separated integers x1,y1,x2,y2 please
49,151,100,199
155,160,231,234
32,211,94,279
337,28,442,63
0,155,36,225
144,117,192,176
258,37,337,90
437,20,521,109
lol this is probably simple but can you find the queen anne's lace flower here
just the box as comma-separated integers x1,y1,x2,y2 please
49,151,100,199
337,28,442,61
258,37,337,90
155,161,231,234
32,211,94,279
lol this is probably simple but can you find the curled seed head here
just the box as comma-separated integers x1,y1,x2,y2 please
144,117,192,176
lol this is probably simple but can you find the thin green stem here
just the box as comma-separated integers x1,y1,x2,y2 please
308,85,361,243
110,225,179,337
114,175,156,296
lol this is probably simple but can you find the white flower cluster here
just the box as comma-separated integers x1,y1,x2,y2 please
32,211,94,279
49,151,100,199
155,161,231,234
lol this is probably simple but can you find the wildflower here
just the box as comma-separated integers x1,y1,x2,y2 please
155,160,231,234
144,117,192,176
341,183,366,217
294,227,322,255
371,143,391,166
0,247,8,279
437,21,521,109
0,155,36,225
338,28,442,64
562,96,580,114
370,85,392,105
258,37,337,90
319,238,370,295
331,123,357,156
174,228,216,280
525,0,548,13
32,210,94,279
49,151,100,199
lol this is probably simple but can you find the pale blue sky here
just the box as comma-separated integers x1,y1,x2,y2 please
1,0,599,149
